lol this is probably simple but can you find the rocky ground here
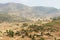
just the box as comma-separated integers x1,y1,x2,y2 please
0,21,60,40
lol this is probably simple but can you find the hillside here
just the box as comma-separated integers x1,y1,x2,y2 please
0,18,60,40
0,3,60,22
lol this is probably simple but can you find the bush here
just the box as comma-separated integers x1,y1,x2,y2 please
58,39,60,40
22,23,28,27
15,31,20,36
45,33,53,36
6,30,14,37
39,38,45,40
32,36,35,40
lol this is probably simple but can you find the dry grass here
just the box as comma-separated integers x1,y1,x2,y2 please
0,21,60,40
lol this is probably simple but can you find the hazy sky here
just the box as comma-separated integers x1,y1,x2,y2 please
0,0,60,9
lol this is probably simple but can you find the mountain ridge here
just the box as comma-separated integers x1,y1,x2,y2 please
0,3,60,22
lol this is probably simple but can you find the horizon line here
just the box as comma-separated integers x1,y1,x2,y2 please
0,2,59,9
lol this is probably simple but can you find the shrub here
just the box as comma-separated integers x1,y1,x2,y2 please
6,30,14,37
22,23,28,27
58,39,60,40
15,31,20,36
32,36,35,40
39,38,45,40
45,33,53,36
21,35,25,38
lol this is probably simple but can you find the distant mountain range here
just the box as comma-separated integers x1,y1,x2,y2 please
0,3,60,22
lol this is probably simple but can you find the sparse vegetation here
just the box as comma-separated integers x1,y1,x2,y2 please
0,2,60,40
6,30,14,37
0,17,59,40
